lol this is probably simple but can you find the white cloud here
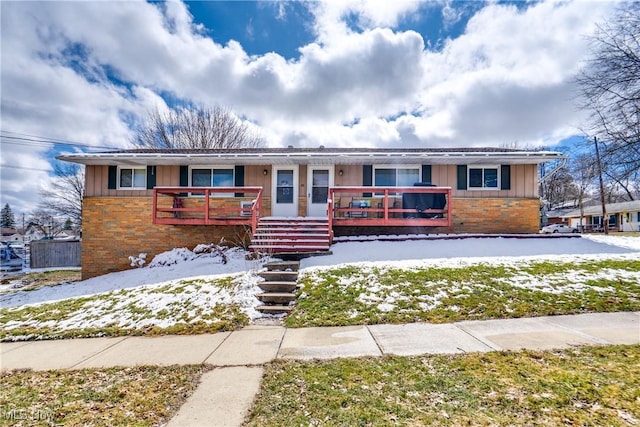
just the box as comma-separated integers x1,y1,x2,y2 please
0,0,617,214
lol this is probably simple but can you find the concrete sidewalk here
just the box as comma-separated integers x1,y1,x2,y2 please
1,312,639,426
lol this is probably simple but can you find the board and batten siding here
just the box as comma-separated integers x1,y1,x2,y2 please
85,165,272,197
84,163,538,199
431,164,538,198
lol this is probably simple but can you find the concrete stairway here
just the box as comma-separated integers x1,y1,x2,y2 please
256,261,300,314
249,218,331,255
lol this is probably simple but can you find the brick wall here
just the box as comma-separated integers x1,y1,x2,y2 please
451,198,540,234
83,196,540,279
334,198,540,236
82,197,250,279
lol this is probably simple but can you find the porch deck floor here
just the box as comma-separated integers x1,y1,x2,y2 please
332,233,582,243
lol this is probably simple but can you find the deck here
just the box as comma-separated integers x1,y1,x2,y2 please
152,186,452,240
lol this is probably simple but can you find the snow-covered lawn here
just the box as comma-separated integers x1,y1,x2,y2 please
1,235,639,341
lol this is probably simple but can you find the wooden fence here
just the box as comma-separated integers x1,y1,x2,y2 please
30,240,81,269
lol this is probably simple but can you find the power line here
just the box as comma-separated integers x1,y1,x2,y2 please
0,130,122,151
0,164,53,172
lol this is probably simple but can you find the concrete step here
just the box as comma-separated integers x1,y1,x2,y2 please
258,271,299,281
256,305,294,314
258,282,298,293
264,261,300,272
257,292,297,304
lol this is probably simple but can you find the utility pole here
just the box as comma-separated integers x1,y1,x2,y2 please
594,136,608,235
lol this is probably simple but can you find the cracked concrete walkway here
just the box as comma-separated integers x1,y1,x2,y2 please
1,312,638,426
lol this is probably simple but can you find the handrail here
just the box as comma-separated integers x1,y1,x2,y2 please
152,186,263,228
328,186,452,227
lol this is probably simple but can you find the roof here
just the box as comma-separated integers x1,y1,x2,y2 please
57,147,566,166
561,200,640,218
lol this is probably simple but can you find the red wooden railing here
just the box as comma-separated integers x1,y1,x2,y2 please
328,186,452,239
153,185,450,241
152,187,263,234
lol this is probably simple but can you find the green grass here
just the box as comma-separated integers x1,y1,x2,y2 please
246,344,640,426
285,258,640,327
0,270,80,294
0,365,206,426
2,256,639,340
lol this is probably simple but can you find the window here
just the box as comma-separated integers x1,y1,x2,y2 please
468,166,499,189
190,167,234,196
118,167,146,189
373,167,420,187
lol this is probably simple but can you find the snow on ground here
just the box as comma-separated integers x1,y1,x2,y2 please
582,234,640,251
300,235,637,269
0,247,270,309
1,235,638,338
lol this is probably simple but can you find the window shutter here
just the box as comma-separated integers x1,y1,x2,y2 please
234,165,244,197
146,166,156,190
501,165,511,190
179,166,188,186
108,166,117,189
456,165,467,190
421,165,432,184
179,165,188,196
363,165,373,197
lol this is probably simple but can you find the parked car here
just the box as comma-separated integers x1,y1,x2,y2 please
541,224,578,234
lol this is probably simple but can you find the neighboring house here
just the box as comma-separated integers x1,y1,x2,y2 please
1,228,24,243
58,147,565,279
561,200,640,232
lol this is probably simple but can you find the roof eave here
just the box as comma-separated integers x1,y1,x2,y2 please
57,150,567,166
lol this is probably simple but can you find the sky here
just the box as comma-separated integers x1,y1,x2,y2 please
0,0,619,216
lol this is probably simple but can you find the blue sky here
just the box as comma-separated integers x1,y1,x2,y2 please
0,0,617,214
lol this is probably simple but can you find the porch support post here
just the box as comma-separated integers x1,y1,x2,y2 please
383,189,389,225
152,189,158,224
327,188,334,243
447,188,452,227
205,189,211,225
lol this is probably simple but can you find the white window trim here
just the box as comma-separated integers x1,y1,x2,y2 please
117,166,146,190
373,165,421,191
188,165,236,197
467,164,500,191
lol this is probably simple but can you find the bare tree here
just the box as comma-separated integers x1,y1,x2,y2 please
540,166,579,209
570,153,599,230
39,163,84,228
575,4,640,195
132,105,264,149
26,209,66,239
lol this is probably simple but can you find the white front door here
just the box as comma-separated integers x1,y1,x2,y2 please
307,166,334,217
272,166,298,217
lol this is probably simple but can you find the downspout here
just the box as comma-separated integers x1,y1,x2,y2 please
537,156,568,184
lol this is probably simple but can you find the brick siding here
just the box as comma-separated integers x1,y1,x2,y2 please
83,196,539,279
451,198,540,234
82,197,250,279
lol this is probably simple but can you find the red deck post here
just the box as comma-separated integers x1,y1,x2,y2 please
327,189,334,243
152,189,158,224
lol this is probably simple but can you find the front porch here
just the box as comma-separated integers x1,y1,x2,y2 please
152,186,452,248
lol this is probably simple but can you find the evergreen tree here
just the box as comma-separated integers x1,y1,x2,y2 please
1,203,16,228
